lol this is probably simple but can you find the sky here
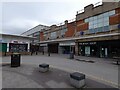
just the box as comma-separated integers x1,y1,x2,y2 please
1,0,102,35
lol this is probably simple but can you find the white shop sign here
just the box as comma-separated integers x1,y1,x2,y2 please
40,44,47,46
59,42,75,46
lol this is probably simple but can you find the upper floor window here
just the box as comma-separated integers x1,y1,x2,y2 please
50,32,57,39
85,10,115,33
61,28,67,36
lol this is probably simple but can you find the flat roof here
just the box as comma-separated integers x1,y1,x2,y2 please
0,33,36,39
21,24,49,35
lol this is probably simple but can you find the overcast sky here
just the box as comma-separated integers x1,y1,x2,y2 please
1,0,102,35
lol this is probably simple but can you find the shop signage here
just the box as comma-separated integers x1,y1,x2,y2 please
40,44,47,46
59,42,75,46
79,42,96,45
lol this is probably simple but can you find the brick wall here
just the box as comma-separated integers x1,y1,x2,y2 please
77,23,89,32
76,19,88,32
109,14,120,25
115,7,120,14
40,32,44,41
65,22,75,37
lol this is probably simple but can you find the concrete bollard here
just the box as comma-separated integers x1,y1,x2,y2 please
70,72,85,88
39,64,49,72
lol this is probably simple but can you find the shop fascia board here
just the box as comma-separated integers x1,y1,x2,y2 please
39,33,120,44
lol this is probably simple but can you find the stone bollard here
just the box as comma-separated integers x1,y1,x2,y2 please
39,64,49,73
70,72,85,88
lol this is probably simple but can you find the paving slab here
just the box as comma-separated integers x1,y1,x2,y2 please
1,63,117,89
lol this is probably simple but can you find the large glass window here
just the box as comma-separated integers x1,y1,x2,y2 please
61,28,67,36
50,32,57,39
85,10,115,33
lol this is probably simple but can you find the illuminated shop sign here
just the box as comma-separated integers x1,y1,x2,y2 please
79,42,96,45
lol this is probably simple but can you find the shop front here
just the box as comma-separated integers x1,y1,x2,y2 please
48,43,59,53
78,40,120,58
59,41,75,54
79,42,98,57
39,43,48,53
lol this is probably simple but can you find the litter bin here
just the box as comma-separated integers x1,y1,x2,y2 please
70,52,74,59
11,53,21,67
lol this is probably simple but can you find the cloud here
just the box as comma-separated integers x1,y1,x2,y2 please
1,0,102,35
2,18,46,34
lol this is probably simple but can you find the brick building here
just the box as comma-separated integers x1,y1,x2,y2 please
38,2,120,58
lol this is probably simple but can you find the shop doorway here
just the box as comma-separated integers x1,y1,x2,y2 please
85,46,90,56
100,47,108,58
48,43,59,53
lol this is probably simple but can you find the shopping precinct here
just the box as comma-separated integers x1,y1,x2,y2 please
37,2,120,58
1,1,120,58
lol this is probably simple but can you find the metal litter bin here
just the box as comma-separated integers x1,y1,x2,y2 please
11,53,21,67
70,52,74,59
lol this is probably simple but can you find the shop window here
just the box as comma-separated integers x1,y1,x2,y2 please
50,32,57,39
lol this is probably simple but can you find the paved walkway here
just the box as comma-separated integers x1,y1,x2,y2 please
2,54,119,88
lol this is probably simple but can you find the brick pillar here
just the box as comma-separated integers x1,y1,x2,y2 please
75,42,79,56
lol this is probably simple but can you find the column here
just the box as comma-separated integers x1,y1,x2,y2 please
75,42,79,56
7,43,9,52
27,43,30,52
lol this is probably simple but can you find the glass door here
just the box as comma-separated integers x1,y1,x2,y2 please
85,46,90,56
100,47,108,58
